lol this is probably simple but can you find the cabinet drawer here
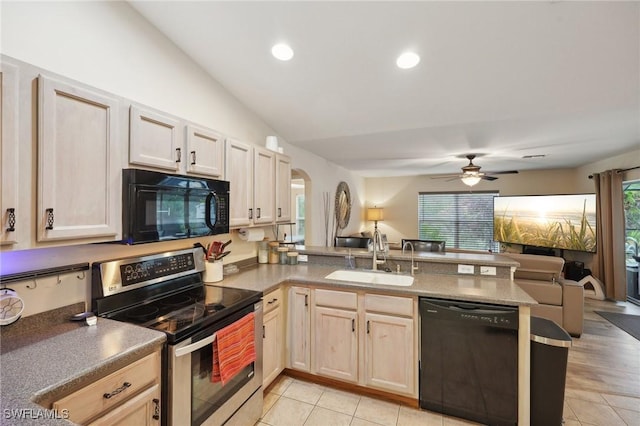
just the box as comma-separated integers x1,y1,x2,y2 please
315,289,357,310
364,294,413,316
53,351,160,424
263,287,283,313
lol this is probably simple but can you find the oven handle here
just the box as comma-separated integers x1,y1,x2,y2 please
175,333,217,357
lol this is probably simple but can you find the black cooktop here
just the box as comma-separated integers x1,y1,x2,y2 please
107,284,262,344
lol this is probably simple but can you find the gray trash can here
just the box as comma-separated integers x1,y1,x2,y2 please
530,316,572,426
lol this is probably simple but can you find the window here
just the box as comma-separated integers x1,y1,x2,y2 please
418,191,499,251
295,194,305,240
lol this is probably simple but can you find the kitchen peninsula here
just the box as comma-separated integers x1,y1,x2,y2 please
1,247,536,425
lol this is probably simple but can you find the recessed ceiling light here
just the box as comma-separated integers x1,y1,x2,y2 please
271,43,294,61
396,52,420,69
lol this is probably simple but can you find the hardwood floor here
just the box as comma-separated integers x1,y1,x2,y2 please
566,297,640,399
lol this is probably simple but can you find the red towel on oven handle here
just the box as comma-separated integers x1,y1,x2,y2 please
212,312,256,385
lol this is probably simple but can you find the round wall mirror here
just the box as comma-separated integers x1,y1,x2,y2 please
335,181,351,231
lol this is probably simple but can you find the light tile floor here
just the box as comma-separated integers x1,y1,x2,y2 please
258,375,640,426
257,375,482,426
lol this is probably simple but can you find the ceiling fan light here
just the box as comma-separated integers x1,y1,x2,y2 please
461,174,481,187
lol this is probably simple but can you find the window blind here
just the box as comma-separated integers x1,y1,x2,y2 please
418,191,499,251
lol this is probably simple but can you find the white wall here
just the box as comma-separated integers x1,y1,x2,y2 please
365,167,584,245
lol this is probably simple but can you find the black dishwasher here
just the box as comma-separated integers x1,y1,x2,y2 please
419,298,518,425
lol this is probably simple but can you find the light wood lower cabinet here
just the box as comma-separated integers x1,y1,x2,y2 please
314,306,358,383
287,286,417,397
288,286,311,372
364,312,414,394
263,288,284,388
52,351,161,425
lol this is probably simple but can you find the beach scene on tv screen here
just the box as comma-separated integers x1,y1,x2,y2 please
494,194,597,253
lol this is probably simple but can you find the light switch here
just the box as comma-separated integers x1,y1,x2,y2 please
457,264,474,274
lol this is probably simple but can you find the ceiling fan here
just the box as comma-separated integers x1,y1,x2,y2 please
432,154,519,187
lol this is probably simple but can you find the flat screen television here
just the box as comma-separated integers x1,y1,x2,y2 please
494,194,597,253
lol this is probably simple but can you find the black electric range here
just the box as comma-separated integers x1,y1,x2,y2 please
91,248,262,344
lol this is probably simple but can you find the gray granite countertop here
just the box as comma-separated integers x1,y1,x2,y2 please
218,262,537,307
0,318,165,426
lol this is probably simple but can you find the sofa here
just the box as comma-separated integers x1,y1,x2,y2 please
502,253,584,337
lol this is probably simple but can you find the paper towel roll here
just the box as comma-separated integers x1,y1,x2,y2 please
238,228,265,242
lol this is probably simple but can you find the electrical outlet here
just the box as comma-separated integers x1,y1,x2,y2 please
457,264,474,274
480,266,497,276
297,254,308,262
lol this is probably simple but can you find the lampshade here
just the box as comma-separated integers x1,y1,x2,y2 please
461,174,481,187
366,207,384,222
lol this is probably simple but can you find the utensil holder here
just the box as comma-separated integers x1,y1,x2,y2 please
203,260,223,283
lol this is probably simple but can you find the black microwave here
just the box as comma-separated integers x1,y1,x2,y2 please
122,169,230,244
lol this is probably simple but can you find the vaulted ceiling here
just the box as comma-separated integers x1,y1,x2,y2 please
130,1,640,177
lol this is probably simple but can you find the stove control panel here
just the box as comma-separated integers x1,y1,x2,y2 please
120,252,195,287
92,248,206,297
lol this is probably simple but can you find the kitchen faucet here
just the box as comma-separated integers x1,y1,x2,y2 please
402,241,418,275
371,228,386,271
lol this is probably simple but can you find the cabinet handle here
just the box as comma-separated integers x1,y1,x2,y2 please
256,208,261,218
367,320,370,334
352,319,355,332
152,398,160,421
267,298,278,304
191,150,196,165
278,207,282,218
103,382,131,399
6,208,15,232
45,208,54,230
263,325,266,338
249,208,253,219
304,294,308,307
176,147,182,163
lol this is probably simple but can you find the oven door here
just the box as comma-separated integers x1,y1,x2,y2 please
169,303,263,426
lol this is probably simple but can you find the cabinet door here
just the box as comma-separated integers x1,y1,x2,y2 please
263,306,283,388
0,62,19,245
225,138,253,227
364,312,415,395
185,124,224,178
288,286,311,372
89,384,160,426
129,105,181,171
37,75,120,241
275,154,291,223
314,306,358,383
253,147,275,224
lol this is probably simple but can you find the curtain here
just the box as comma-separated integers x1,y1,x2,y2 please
593,170,626,300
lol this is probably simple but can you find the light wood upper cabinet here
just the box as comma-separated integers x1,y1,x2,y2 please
185,124,224,178
37,74,120,242
225,138,254,227
0,61,19,246
275,154,292,223
253,147,275,224
129,105,181,171
288,286,311,372
129,106,225,179
225,141,288,228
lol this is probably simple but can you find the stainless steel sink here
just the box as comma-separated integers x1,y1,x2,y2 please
324,269,414,286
